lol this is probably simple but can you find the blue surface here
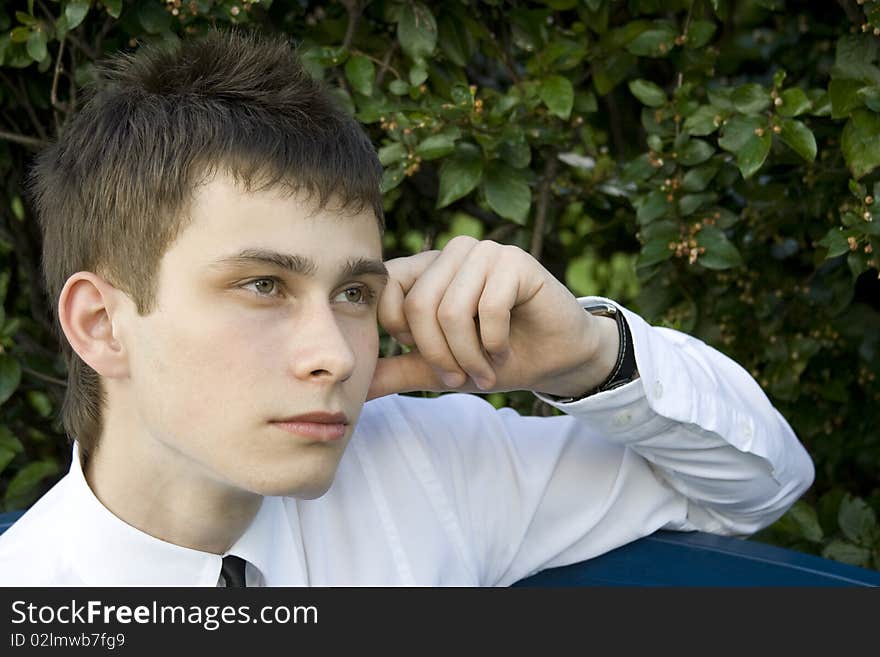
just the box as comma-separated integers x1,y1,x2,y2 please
513,530,880,586
2,509,878,586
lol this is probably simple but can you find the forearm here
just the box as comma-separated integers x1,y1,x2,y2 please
536,296,815,536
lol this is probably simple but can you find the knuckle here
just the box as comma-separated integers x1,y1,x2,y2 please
403,293,429,316
447,235,478,250
436,301,466,326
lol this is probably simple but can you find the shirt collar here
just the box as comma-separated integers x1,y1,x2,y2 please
64,443,297,586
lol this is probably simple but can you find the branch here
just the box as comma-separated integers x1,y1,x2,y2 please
51,37,68,135
837,0,864,24
341,0,362,52
375,43,399,86
0,129,48,150
530,152,558,261
0,72,49,141
21,366,67,388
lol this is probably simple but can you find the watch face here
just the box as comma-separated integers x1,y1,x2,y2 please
584,303,618,318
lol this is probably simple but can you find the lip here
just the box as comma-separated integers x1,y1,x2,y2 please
270,411,349,442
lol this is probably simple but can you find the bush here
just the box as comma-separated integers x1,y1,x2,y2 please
1,0,878,569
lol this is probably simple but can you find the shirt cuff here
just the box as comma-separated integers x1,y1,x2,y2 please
533,296,676,442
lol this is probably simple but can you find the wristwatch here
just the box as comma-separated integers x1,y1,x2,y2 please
545,303,639,403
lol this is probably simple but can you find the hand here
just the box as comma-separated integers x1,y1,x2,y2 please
366,237,621,400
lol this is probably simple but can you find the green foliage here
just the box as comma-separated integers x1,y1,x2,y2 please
1,0,880,572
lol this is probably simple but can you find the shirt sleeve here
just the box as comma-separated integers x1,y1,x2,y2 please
395,296,814,586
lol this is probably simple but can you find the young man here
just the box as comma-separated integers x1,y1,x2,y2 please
0,30,813,586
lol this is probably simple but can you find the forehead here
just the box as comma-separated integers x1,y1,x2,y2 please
168,171,383,265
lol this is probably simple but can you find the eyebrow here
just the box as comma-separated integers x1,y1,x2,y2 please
212,249,389,284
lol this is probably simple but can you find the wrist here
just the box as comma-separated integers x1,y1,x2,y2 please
537,303,640,401
533,312,621,398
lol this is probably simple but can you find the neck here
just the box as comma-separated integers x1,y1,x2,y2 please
83,421,262,555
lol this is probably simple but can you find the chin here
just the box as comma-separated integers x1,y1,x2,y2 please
245,468,338,499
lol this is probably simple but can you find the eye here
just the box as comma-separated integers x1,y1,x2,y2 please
333,285,375,306
241,278,281,297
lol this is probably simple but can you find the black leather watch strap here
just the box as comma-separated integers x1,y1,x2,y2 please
547,303,639,403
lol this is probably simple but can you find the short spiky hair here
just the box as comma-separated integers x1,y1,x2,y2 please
28,29,384,460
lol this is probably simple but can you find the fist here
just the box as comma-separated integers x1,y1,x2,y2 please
367,237,619,401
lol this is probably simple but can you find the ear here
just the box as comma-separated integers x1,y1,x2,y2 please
57,272,131,379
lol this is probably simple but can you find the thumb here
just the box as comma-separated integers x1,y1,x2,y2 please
366,351,446,401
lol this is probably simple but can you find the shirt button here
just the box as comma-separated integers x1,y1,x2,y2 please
653,381,664,399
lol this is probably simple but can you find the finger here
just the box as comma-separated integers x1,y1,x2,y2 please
476,260,520,365
367,352,459,400
402,237,480,387
437,249,498,389
377,250,440,344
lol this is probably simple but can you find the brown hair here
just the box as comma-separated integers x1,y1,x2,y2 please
28,29,384,461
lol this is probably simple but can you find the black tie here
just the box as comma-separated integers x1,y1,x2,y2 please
221,555,248,588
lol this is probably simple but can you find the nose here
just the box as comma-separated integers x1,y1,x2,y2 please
291,302,357,384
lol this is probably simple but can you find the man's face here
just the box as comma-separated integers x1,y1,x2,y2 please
117,172,386,499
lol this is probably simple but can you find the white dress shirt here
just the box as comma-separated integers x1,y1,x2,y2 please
0,297,815,586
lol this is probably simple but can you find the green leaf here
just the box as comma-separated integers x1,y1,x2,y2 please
409,63,428,86
684,106,721,136
10,27,31,43
0,353,22,405
787,501,824,543
682,163,719,192
0,425,23,456
102,0,122,19
591,51,637,96
841,109,880,179
626,27,676,58
777,88,811,117
65,0,90,30
388,79,410,95
822,540,871,568
697,225,743,269
437,12,472,67
397,2,437,61
416,134,456,160
858,86,880,113
732,83,771,114
26,28,46,63
54,13,69,42
448,212,484,240
637,238,674,268
137,1,171,34
499,135,531,169
0,447,15,474
678,139,714,166
628,79,666,107
26,390,53,418
379,164,406,194
718,115,764,153
833,35,880,85
829,79,864,119
679,192,716,216
345,55,374,96
818,228,853,258
838,495,878,546
437,145,483,208
15,12,36,26
4,459,59,508
378,142,406,167
736,131,772,179
539,75,574,119
635,190,671,225
484,162,531,225
685,20,716,49
778,119,816,162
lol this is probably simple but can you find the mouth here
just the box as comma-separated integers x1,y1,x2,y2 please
269,411,349,442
